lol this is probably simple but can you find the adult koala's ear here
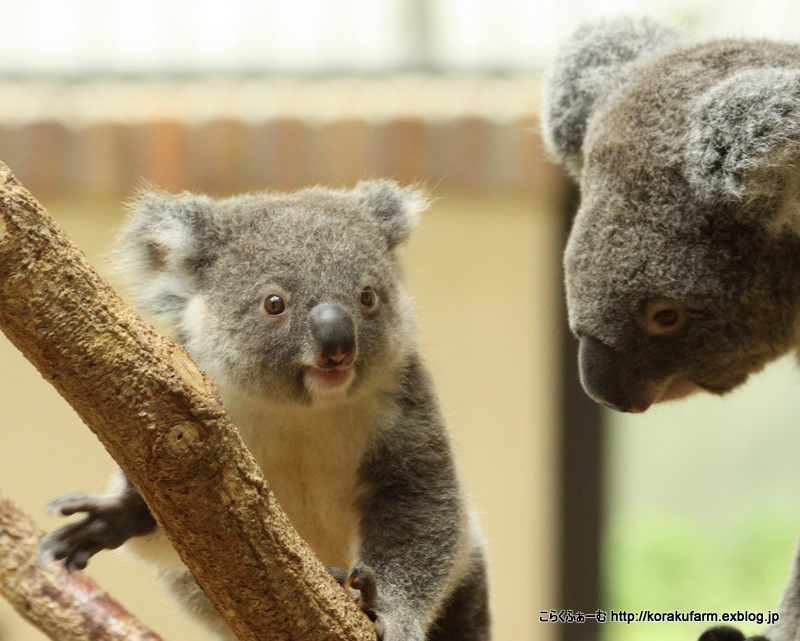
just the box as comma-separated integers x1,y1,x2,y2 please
542,16,683,177
356,179,429,249
684,67,800,231
113,188,226,320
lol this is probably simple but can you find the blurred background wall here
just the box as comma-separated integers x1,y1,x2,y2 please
3,2,800,641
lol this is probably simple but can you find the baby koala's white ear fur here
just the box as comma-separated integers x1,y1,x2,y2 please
119,188,219,273
684,67,800,232
356,179,430,249
112,188,220,321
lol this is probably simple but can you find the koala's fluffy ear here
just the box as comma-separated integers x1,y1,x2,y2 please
113,188,224,320
356,180,429,249
684,68,800,227
542,16,682,176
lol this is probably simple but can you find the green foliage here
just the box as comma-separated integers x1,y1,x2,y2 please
603,508,797,641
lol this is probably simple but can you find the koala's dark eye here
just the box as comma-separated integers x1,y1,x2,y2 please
264,294,286,316
360,286,378,310
652,309,679,327
641,300,687,336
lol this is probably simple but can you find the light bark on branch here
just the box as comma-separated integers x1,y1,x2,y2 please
0,161,375,641
0,489,163,641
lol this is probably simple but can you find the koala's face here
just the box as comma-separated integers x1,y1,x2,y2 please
566,171,800,413
115,181,426,405
187,202,412,404
544,17,800,413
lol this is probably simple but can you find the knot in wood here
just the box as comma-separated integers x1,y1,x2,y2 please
167,421,201,451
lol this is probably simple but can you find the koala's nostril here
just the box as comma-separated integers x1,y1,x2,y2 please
327,348,353,364
309,303,356,364
316,347,356,370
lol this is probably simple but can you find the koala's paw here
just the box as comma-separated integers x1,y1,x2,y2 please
39,490,156,572
328,564,385,640
698,625,769,641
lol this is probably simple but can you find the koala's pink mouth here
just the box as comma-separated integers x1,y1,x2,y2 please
619,376,701,413
304,366,355,392
650,376,702,406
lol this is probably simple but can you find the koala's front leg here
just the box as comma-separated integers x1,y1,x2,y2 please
39,472,156,571
351,425,484,640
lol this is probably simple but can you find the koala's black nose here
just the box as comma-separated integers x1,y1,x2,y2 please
578,335,651,413
309,302,356,368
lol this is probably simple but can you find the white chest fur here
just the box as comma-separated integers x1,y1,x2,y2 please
220,388,389,569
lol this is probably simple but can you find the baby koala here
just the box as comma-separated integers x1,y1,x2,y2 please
39,180,490,641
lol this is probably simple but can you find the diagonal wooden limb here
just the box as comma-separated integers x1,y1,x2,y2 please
0,489,163,641
0,161,375,641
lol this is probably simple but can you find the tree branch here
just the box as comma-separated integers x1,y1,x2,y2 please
0,489,164,641
0,161,375,641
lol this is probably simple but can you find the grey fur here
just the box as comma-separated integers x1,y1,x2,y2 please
49,180,489,641
543,16,800,641
685,67,800,214
542,16,683,178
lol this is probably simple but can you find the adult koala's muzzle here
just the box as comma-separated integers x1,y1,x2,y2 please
578,335,654,413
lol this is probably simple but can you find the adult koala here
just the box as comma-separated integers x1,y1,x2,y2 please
542,15,800,641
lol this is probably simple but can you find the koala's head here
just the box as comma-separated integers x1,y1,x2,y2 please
114,180,427,406
543,17,800,412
